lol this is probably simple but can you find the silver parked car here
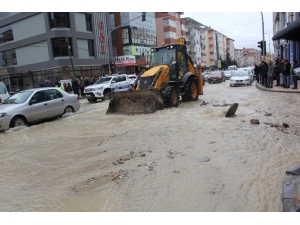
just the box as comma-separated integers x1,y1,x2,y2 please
0,87,80,131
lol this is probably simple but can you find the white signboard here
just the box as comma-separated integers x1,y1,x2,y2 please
114,55,136,66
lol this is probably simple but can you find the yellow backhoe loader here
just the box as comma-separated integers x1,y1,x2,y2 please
106,37,203,114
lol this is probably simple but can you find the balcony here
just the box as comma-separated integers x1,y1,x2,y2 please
208,34,214,38
186,40,196,46
210,55,215,59
209,41,214,45
201,52,206,56
188,51,196,55
186,31,195,37
209,48,214,53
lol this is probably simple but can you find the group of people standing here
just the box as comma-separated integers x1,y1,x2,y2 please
71,76,98,98
254,58,299,89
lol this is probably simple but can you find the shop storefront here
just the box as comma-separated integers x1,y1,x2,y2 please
114,55,147,74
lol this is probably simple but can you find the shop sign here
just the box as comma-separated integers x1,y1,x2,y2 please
114,55,136,67
98,20,106,54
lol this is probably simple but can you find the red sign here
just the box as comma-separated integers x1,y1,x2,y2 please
98,20,106,54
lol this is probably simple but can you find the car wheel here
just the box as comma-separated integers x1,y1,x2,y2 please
182,77,198,102
64,106,74,114
162,85,180,107
10,116,27,128
103,90,111,101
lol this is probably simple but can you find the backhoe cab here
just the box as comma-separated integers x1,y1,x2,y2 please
106,37,203,115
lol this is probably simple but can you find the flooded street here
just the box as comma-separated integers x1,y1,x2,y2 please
1,81,300,212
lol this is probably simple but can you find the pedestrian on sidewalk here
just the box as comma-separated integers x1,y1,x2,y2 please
254,63,259,83
261,61,269,87
267,60,274,88
279,58,285,87
274,59,280,86
258,61,263,84
283,59,291,88
291,60,299,89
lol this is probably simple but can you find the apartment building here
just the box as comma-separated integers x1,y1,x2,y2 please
109,12,156,74
272,12,300,62
0,12,111,91
234,49,243,67
202,26,217,69
226,38,235,61
155,12,183,46
240,48,261,67
181,17,206,68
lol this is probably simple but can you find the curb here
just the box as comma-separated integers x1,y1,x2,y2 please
255,84,300,93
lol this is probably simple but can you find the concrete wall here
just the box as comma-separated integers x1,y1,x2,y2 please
74,13,87,32
12,13,46,41
15,41,49,66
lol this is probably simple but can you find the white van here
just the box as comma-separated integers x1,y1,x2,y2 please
0,82,10,103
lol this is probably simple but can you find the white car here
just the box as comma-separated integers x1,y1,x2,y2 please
238,68,254,83
229,70,252,86
224,71,233,79
0,87,80,131
84,74,135,102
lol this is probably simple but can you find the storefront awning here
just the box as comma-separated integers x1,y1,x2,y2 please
272,19,300,41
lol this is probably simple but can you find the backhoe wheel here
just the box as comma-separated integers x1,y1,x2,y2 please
162,85,179,108
182,77,198,102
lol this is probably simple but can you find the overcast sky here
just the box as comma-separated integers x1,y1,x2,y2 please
183,12,274,53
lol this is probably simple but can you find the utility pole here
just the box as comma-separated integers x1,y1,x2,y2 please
66,37,76,78
260,12,265,61
106,12,146,74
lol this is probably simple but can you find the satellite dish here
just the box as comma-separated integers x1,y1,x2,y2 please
225,103,238,117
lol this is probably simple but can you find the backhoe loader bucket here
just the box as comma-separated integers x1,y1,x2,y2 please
106,88,165,115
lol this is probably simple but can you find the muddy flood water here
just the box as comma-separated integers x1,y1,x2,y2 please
1,81,300,212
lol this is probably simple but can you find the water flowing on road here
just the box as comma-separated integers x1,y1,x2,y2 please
1,81,300,212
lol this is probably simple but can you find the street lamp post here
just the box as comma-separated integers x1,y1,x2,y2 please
264,33,271,55
106,13,146,74
260,12,265,60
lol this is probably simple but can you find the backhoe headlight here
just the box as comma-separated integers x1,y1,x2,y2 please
0,112,7,118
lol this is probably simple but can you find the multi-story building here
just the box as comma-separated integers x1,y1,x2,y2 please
234,49,243,67
203,26,217,69
226,38,235,61
239,48,261,67
272,12,300,63
0,12,111,91
155,12,183,46
181,17,206,68
109,12,157,74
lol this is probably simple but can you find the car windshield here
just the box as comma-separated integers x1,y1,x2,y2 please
3,91,33,104
224,71,231,74
149,46,176,68
95,77,112,84
232,71,249,77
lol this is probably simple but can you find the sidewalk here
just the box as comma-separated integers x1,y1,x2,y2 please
255,81,300,93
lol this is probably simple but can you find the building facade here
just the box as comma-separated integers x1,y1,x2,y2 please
272,12,300,63
226,38,235,61
0,12,112,92
109,12,157,74
240,48,261,67
234,49,243,67
181,17,206,68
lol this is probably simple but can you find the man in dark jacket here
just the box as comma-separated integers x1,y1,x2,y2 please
72,77,79,96
274,59,280,86
261,61,269,87
254,63,259,83
278,58,285,87
291,60,299,89
283,59,291,88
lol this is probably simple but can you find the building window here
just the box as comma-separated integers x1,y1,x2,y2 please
85,14,92,31
122,28,129,44
0,24,14,44
49,13,70,29
88,40,94,56
52,37,72,57
0,49,17,67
